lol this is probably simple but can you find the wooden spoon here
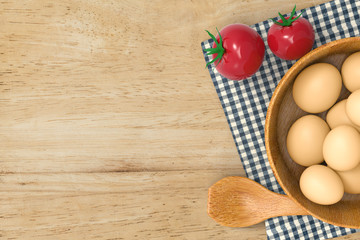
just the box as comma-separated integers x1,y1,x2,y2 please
208,176,309,227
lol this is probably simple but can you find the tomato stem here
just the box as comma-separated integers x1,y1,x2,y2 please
204,28,225,68
270,5,305,27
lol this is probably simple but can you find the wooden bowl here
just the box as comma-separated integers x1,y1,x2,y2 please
265,37,360,228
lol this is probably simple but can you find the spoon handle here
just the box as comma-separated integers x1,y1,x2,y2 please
208,176,309,227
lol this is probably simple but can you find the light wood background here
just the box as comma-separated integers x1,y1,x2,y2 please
1,0,359,239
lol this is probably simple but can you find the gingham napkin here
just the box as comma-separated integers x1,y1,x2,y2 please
201,0,360,239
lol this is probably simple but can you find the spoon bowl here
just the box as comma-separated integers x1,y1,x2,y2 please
208,176,308,227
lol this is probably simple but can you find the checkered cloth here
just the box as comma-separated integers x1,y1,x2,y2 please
201,0,360,239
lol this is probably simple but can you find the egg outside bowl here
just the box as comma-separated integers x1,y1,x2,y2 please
265,37,360,229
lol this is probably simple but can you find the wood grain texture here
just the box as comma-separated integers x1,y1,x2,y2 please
1,0,359,239
1,170,261,239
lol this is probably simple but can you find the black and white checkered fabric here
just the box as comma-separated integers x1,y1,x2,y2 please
201,0,360,239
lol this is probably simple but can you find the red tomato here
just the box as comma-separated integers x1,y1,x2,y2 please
267,7,315,60
205,24,265,81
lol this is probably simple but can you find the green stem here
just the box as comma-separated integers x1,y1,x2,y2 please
204,28,225,68
270,5,305,27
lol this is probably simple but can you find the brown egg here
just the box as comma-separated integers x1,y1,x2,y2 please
336,164,360,194
323,125,360,171
341,52,360,92
326,99,360,131
293,63,342,113
346,89,360,126
300,165,344,205
287,115,329,166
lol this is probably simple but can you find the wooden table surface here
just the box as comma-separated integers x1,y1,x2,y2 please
1,0,359,239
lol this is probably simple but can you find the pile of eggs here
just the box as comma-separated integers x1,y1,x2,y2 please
287,52,360,205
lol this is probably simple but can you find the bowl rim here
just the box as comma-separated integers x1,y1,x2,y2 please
264,37,360,228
